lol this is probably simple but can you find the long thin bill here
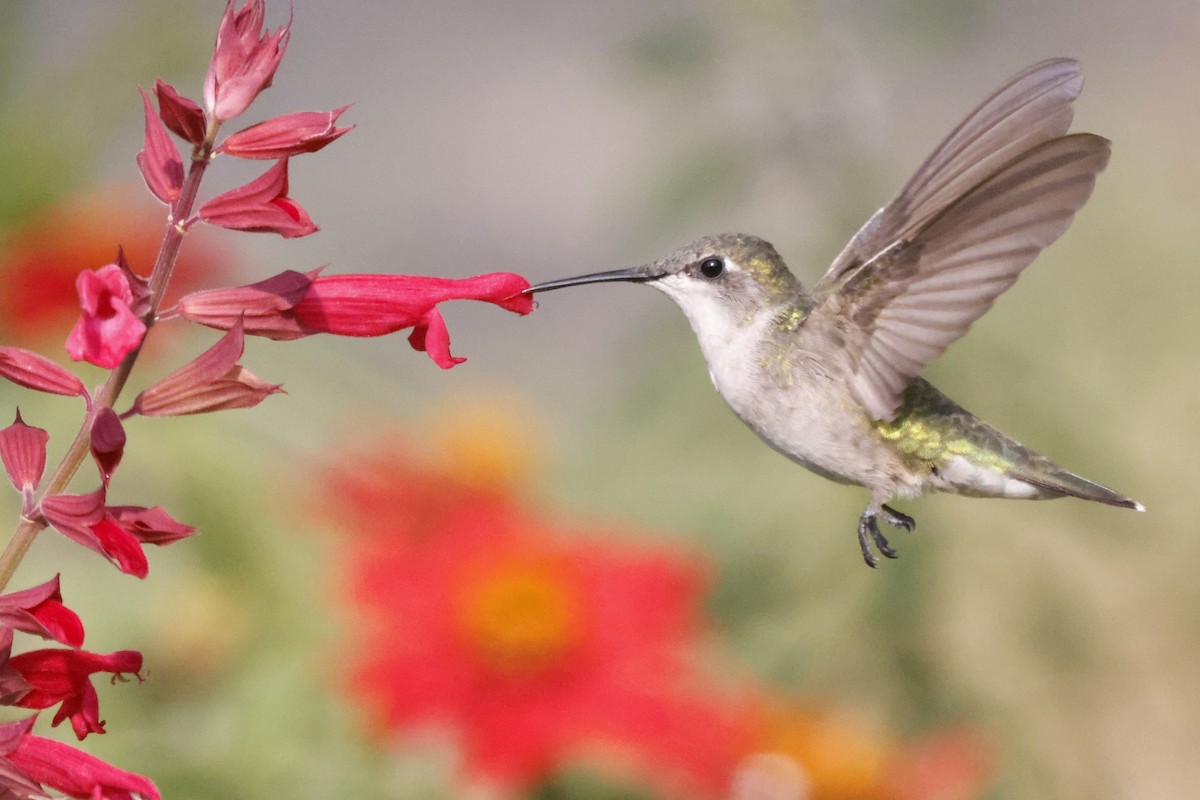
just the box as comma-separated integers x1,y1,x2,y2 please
523,267,661,294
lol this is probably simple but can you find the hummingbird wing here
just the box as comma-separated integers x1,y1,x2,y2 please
819,58,1084,289
809,61,1110,422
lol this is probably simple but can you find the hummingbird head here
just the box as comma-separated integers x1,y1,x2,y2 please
525,233,803,331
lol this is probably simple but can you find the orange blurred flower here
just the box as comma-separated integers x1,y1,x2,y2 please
754,701,994,800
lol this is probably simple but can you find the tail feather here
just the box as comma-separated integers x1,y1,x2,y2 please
1012,467,1145,512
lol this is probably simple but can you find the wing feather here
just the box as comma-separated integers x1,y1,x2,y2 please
822,133,1110,420
819,59,1084,291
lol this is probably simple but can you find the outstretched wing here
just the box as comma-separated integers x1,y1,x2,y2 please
809,60,1109,421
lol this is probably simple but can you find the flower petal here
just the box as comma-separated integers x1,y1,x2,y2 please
130,321,283,416
106,506,196,546
174,269,317,340
135,87,184,206
42,492,150,578
0,348,87,398
198,159,317,238
9,733,160,800
0,575,85,648
65,264,147,370
0,411,48,496
218,106,353,159
153,78,207,146
90,408,126,485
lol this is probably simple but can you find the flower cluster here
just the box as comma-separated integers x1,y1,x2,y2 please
0,1,533,795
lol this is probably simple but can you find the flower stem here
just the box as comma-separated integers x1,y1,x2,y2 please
0,135,218,593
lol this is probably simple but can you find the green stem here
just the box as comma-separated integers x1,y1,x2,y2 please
0,132,219,592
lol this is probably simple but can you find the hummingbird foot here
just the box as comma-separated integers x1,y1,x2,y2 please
856,504,916,568
879,504,916,533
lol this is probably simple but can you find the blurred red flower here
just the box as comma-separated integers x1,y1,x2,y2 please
0,186,228,348
327,436,753,798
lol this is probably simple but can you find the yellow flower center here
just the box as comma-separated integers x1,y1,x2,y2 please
456,557,582,679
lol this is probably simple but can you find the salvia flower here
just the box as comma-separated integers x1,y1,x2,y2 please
8,730,161,800
198,158,317,238
203,0,291,122
176,269,534,367
135,87,184,207
9,647,143,739
0,575,85,648
130,320,282,417
218,106,353,159
0,348,87,398
0,717,41,798
65,264,147,370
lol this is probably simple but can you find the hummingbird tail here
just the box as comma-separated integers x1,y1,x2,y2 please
1010,467,1145,512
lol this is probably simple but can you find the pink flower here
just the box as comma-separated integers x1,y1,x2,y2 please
0,575,85,648
176,269,534,367
7,732,160,800
135,87,183,206
65,264,147,369
153,78,207,146
9,647,143,739
0,348,87,398
198,158,317,237
218,106,353,159
130,320,283,416
203,0,291,122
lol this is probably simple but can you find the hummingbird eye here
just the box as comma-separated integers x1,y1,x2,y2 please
698,257,725,279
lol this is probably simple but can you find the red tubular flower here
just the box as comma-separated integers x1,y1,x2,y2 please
8,733,160,800
177,270,534,367
135,87,183,206
198,158,317,238
0,412,48,502
203,0,290,122
0,348,87,398
153,78,207,146
9,647,143,739
130,320,282,416
65,264,147,369
0,575,85,648
218,106,353,158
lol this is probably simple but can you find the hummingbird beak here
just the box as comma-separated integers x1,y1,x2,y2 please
522,265,664,294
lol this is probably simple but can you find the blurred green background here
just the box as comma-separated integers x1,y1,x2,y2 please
0,0,1197,798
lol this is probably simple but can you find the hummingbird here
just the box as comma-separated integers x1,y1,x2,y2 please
524,58,1143,567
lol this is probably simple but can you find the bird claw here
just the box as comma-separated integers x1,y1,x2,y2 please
880,504,916,533
857,505,916,568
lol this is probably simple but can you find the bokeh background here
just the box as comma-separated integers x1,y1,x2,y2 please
0,0,1197,798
